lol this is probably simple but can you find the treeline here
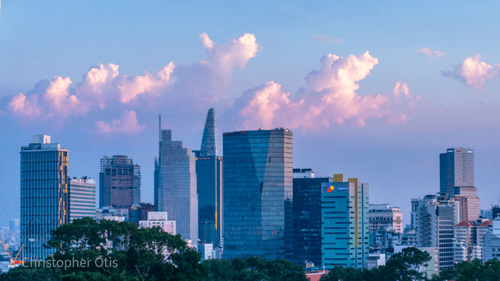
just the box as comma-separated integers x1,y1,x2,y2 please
1,218,499,281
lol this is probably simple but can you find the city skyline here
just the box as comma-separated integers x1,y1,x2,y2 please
1,1,500,231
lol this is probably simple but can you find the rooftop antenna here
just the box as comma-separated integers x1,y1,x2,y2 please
159,115,161,141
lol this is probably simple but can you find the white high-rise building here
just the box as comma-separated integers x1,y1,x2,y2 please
139,212,176,235
369,204,403,233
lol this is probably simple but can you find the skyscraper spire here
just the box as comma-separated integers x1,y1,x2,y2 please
200,108,217,157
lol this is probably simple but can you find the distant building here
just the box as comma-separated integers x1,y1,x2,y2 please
411,194,459,272
483,218,500,261
440,148,474,196
68,176,96,222
139,212,176,235
9,219,20,232
321,174,369,269
454,187,481,222
453,219,491,262
96,207,128,222
369,204,403,234
99,155,141,209
198,242,214,261
293,169,331,267
155,117,198,244
20,134,69,260
194,108,223,248
223,128,293,261
130,203,154,224
366,253,385,270
492,205,500,220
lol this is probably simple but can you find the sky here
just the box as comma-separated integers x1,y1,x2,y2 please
1,0,500,227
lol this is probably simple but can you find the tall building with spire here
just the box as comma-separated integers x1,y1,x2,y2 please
20,134,69,260
155,116,198,244
194,108,223,248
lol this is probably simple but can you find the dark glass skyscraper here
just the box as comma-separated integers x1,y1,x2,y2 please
440,148,474,196
20,134,68,260
223,128,293,260
293,169,332,267
99,155,141,209
194,109,223,248
155,117,198,243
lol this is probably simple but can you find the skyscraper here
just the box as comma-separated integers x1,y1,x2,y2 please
194,108,223,248
412,194,459,272
440,148,480,221
321,175,369,269
68,176,96,222
20,134,68,260
99,155,141,209
222,128,293,260
440,148,474,196
155,117,198,243
293,169,331,267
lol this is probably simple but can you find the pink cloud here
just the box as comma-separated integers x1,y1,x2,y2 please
235,52,414,130
414,47,445,59
442,55,500,90
96,110,145,134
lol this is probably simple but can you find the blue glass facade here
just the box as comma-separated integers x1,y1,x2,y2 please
155,124,198,243
293,176,332,267
321,176,369,269
223,128,293,260
195,108,223,248
20,135,68,260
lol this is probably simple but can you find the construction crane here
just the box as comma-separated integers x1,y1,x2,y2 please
1,238,25,268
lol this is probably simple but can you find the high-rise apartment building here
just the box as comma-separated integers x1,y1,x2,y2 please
321,175,369,269
369,204,403,234
453,219,492,262
411,194,459,272
155,117,198,243
293,169,331,267
99,155,140,209
68,176,96,222
194,109,223,248
223,128,293,260
20,134,68,260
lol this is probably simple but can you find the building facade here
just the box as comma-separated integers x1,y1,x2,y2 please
369,204,403,234
483,218,500,261
293,169,331,267
440,148,475,196
139,212,176,235
99,155,141,209
453,219,491,262
222,128,293,260
321,175,369,269
68,176,96,222
411,195,459,272
194,108,223,248
20,134,69,260
155,117,198,244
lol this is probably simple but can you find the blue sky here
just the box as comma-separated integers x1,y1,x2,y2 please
1,0,500,227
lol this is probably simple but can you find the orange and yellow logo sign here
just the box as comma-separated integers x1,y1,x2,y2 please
327,185,334,193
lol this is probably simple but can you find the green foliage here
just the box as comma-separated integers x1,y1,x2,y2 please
203,256,307,281
433,258,500,281
0,266,62,281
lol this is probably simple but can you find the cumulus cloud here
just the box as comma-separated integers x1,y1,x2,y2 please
96,110,145,133
393,81,421,111
311,35,343,44
441,55,500,90
414,47,445,59
235,52,415,130
3,33,259,132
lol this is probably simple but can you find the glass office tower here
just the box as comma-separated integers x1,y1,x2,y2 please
223,128,293,260
20,134,69,260
440,148,474,196
293,169,332,267
195,108,223,248
321,175,369,269
155,116,198,243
